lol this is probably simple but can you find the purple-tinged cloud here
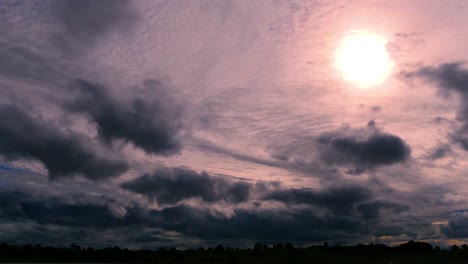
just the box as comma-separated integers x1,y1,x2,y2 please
0,104,128,179
404,63,468,150
69,79,183,155
121,167,251,205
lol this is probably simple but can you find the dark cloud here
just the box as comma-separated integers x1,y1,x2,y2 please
50,0,138,53
148,202,420,244
0,191,26,220
318,128,411,167
263,185,371,214
356,201,409,220
405,63,468,96
442,217,468,238
69,79,183,155
346,168,367,175
21,200,144,230
0,190,147,230
148,205,365,242
403,63,468,150
317,124,411,169
0,182,417,246
0,189,366,245
268,123,411,177
0,104,128,179
121,167,251,205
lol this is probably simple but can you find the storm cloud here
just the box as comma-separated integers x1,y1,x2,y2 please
69,79,183,155
147,204,366,242
0,170,419,246
121,167,251,205
0,104,128,179
264,185,371,214
0,190,148,230
269,122,411,176
317,124,411,168
356,201,409,220
0,187,415,246
442,216,468,239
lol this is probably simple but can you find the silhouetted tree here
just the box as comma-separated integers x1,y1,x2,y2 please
396,241,433,253
253,243,262,251
285,243,294,251
451,245,460,251
158,247,167,255
273,243,284,250
214,244,225,253
4,240,468,263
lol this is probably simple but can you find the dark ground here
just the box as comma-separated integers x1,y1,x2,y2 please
1,241,468,263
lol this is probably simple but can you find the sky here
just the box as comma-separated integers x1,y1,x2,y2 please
1,0,468,249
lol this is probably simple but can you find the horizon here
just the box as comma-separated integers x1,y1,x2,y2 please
0,239,460,251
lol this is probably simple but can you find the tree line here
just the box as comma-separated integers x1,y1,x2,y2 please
0,240,467,263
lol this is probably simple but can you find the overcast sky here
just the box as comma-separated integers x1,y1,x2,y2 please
1,0,468,249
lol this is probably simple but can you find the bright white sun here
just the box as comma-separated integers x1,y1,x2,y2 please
335,30,394,88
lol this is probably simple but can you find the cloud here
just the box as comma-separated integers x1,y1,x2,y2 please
69,79,183,155
0,188,366,244
147,202,417,244
269,122,411,176
192,140,284,169
317,123,411,168
405,63,468,95
0,190,147,230
147,204,366,242
426,144,452,160
21,199,144,230
0,41,62,85
442,217,468,238
263,185,371,214
0,178,418,246
121,167,251,205
0,104,128,179
49,0,139,54
403,63,468,150
356,201,409,220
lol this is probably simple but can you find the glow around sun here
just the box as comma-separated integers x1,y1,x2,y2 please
335,30,394,88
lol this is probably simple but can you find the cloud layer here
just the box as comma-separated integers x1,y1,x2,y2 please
121,167,251,205
0,0,466,249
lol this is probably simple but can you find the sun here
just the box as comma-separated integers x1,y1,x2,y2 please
334,30,394,88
